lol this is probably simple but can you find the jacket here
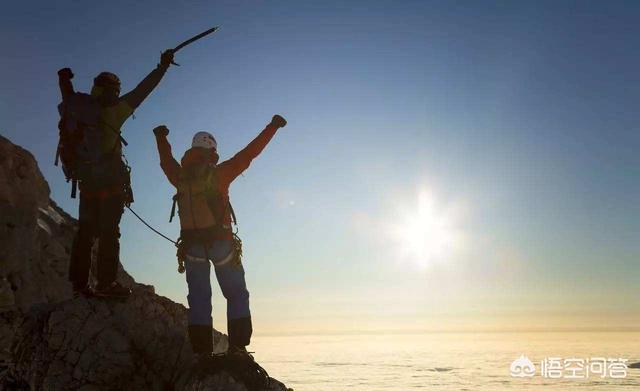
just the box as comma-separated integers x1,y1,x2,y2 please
155,123,279,240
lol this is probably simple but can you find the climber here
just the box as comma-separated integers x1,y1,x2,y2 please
152,115,287,360
59,49,175,299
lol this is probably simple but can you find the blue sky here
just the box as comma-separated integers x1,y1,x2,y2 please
2,1,639,333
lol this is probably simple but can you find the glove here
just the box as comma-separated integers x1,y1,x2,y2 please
153,125,169,137
160,49,175,68
270,114,287,128
57,68,74,80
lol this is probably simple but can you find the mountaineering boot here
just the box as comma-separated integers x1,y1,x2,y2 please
188,325,225,374
226,345,251,360
228,316,253,348
188,325,214,355
224,345,271,390
93,281,132,299
225,317,270,389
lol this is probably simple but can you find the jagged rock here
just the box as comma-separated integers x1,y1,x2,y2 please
8,288,222,390
0,135,290,390
0,134,68,311
0,134,133,311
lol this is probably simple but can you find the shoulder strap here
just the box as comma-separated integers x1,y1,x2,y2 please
99,118,129,148
228,201,237,226
71,179,78,199
169,194,178,222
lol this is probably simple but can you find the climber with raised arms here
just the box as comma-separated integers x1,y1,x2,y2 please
152,115,287,363
57,49,175,299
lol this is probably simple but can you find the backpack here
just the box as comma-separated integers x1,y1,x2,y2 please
172,164,241,273
55,92,130,198
169,164,237,232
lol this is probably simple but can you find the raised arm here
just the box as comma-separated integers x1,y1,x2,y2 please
218,115,287,182
121,50,174,110
153,125,181,187
57,68,75,100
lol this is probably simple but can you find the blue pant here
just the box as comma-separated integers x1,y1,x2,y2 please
184,240,251,345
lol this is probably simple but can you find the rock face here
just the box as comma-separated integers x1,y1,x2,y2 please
0,135,71,310
0,135,289,390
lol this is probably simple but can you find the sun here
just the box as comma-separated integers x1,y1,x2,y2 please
388,188,462,269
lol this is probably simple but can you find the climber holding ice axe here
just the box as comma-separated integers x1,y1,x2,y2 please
57,27,219,299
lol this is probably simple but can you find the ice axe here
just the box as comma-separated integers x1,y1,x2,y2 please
168,25,220,66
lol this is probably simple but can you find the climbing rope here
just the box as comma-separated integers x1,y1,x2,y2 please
125,205,177,246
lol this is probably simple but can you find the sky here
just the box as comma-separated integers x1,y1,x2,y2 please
1,0,639,335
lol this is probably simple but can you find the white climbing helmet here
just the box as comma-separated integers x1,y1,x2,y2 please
192,131,217,150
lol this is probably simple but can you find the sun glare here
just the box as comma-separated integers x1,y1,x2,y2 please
388,188,462,269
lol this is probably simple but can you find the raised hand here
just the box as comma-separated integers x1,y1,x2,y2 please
160,49,175,67
270,115,287,128
57,68,74,80
153,125,170,137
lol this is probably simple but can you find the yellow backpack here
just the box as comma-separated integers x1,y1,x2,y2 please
169,164,236,231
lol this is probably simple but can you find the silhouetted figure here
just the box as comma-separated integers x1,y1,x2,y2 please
59,50,175,299
152,115,287,357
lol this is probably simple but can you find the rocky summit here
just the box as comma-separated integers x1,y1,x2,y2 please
0,135,290,390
